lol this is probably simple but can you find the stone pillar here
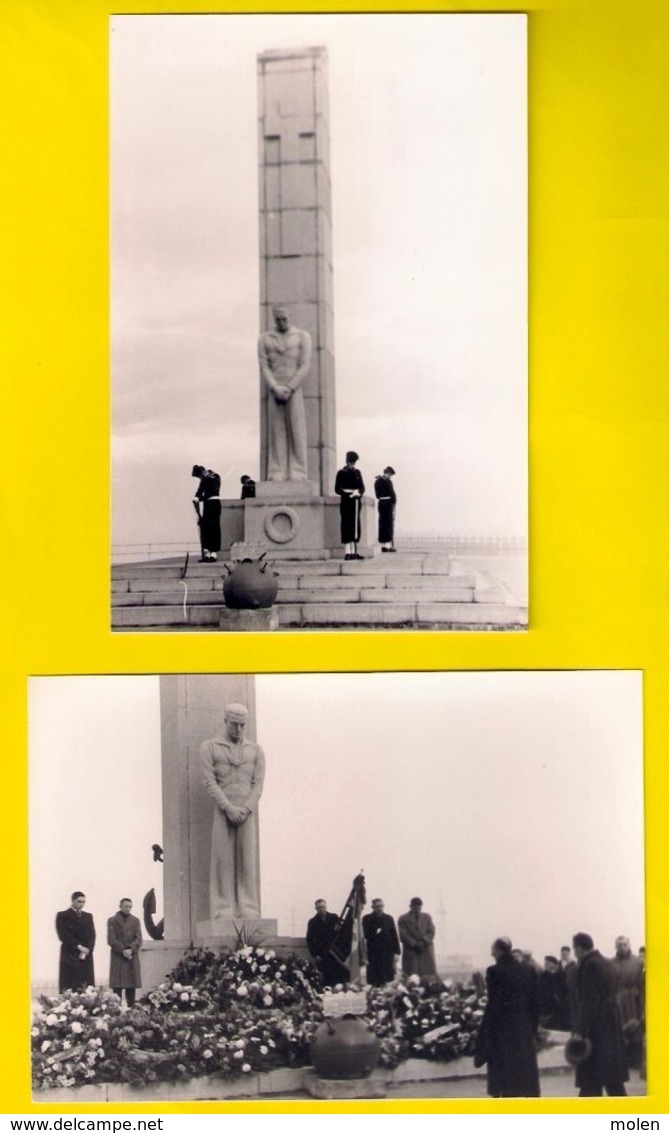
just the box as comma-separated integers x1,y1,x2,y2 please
159,674,257,942
258,46,336,496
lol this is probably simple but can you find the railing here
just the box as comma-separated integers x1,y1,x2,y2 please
112,534,527,564
112,542,200,565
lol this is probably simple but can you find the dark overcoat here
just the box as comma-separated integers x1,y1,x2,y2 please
362,912,400,986
107,911,143,989
374,475,396,544
574,950,628,1092
306,911,347,987
56,908,96,992
478,955,540,1097
335,467,365,544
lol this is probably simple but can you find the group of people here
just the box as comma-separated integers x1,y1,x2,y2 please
307,896,436,987
55,892,142,1005
191,454,398,563
54,888,645,1099
474,932,644,1098
334,453,397,558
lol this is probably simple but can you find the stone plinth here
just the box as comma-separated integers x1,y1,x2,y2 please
303,1068,387,1099
195,917,278,940
255,481,318,500
219,607,279,632
238,495,375,559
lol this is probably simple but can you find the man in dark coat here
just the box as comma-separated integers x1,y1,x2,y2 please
374,466,397,551
191,464,222,562
571,932,628,1096
107,897,143,1006
55,891,96,992
538,955,569,1030
334,451,365,560
240,475,256,499
306,899,347,988
362,898,400,986
476,936,540,1097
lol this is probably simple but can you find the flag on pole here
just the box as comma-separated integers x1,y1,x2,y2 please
329,871,367,983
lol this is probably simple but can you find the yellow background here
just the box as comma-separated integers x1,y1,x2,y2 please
2,0,668,1116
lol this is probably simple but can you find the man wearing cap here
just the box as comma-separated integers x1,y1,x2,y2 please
191,465,222,562
374,467,397,552
334,452,365,560
258,305,311,482
570,932,628,1096
201,704,266,919
398,898,437,978
240,475,256,499
55,891,96,992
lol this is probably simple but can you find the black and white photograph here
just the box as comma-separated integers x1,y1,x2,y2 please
30,670,644,1101
111,14,528,632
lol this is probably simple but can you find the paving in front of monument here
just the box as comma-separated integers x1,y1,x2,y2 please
272,1068,646,1102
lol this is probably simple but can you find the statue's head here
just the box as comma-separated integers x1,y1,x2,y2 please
224,702,248,742
272,304,290,333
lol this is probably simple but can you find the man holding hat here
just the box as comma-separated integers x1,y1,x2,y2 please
201,704,266,920
569,932,628,1096
398,898,437,977
334,452,365,560
374,466,397,552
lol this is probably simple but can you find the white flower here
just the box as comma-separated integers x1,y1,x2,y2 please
263,995,273,1006
172,983,183,992
265,950,276,960
234,1039,245,1049
62,1040,71,1050
40,1040,51,1052
203,1049,213,1060
31,1026,40,1037
71,1022,84,1034
180,992,190,1001
256,949,265,958
233,1050,244,1060
45,1014,59,1027
236,985,249,997
259,1045,268,1055
242,1062,251,1073
407,974,421,987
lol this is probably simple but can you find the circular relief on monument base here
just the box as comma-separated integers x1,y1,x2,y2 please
264,506,300,544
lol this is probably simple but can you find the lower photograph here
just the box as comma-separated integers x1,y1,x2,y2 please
29,670,645,1102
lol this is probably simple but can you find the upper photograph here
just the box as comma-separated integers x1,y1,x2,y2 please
111,14,527,632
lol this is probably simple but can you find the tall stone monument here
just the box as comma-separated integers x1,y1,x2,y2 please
258,46,335,496
140,675,304,990
220,46,374,559
160,674,276,941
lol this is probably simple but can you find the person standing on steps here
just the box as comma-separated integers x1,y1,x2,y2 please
335,451,365,560
191,464,221,562
374,466,397,552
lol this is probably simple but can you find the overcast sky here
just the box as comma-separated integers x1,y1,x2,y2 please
30,671,643,982
111,14,527,550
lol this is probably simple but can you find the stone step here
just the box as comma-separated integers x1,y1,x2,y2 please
112,600,527,630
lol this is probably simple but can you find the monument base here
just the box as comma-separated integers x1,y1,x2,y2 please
194,917,278,942
303,1068,387,1099
219,495,377,559
219,607,279,632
